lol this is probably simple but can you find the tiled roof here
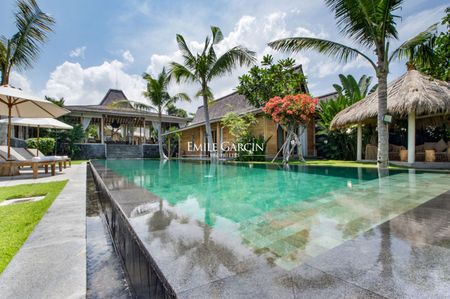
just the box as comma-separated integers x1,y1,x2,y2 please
190,92,259,125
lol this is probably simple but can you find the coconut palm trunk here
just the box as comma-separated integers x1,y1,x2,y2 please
376,59,389,169
157,107,168,160
202,86,215,157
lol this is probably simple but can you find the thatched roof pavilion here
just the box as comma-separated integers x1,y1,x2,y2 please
331,70,450,128
330,70,450,163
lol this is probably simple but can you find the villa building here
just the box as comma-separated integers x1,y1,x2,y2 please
65,89,189,144
174,90,336,159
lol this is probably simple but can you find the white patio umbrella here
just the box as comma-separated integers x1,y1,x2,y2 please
0,85,69,159
0,117,73,155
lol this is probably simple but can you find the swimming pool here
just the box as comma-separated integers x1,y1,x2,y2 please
94,159,450,274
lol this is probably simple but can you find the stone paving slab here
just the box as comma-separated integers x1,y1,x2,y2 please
0,164,87,299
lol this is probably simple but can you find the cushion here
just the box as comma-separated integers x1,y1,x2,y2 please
435,139,447,152
424,142,436,150
416,144,425,152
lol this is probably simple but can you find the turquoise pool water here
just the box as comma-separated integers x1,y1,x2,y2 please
97,159,450,269
100,160,382,224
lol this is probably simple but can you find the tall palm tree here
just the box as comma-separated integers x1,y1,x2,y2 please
169,26,256,157
269,0,435,169
143,68,190,160
0,0,55,85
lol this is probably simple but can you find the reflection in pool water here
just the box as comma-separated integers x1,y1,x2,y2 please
96,160,450,270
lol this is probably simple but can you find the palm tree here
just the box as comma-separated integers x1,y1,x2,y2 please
269,0,436,169
0,0,55,85
169,26,256,158
143,68,190,160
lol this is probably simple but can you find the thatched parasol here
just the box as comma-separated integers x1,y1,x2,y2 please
331,70,450,128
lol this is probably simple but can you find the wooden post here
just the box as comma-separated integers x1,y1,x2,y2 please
100,116,104,144
408,111,416,163
7,104,12,159
36,125,40,156
357,123,362,161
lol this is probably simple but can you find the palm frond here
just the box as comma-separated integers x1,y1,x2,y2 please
169,62,197,83
195,86,214,101
211,26,224,44
176,34,195,63
325,0,402,47
172,92,191,103
108,99,155,111
269,37,376,69
208,45,256,81
10,0,55,71
389,23,438,63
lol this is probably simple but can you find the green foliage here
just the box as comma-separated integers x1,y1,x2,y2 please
165,126,181,157
415,8,450,81
86,124,98,139
51,122,85,158
236,55,307,108
0,0,55,84
26,137,55,155
236,135,270,162
333,74,377,102
316,74,376,160
0,181,67,273
221,112,257,139
44,96,65,107
166,103,188,118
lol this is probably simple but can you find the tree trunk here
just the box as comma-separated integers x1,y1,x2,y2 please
1,70,9,85
202,84,215,159
157,108,168,160
376,59,389,170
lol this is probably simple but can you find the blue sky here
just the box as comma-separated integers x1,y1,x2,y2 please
0,0,447,113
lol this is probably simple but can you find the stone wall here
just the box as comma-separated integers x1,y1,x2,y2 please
143,144,159,158
73,143,106,160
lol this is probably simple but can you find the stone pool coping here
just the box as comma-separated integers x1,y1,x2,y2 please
90,160,450,298
0,164,87,299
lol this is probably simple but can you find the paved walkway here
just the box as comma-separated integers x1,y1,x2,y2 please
0,163,81,186
0,163,87,299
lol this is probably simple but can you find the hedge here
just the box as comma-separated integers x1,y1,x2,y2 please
26,138,56,156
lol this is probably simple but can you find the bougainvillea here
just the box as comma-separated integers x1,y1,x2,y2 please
262,94,318,126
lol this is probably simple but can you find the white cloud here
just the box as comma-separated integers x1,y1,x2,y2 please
122,50,135,64
9,72,33,93
42,60,146,105
69,46,87,59
144,11,320,112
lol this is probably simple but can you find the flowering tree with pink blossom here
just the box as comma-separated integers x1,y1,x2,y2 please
263,94,318,164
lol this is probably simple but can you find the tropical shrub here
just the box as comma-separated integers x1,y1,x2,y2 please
221,112,257,139
26,138,55,155
316,74,376,160
236,135,270,162
51,123,85,158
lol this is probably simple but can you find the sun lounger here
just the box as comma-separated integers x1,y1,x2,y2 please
13,147,64,172
29,148,71,168
0,151,56,179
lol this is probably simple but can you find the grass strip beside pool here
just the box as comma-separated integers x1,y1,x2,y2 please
0,180,68,273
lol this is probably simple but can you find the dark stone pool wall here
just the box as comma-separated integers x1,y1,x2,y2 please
88,163,176,299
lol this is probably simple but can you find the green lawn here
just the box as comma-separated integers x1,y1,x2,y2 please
71,160,88,165
0,181,68,273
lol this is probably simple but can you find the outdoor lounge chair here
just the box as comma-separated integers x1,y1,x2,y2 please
27,148,71,168
12,147,64,172
0,149,56,179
